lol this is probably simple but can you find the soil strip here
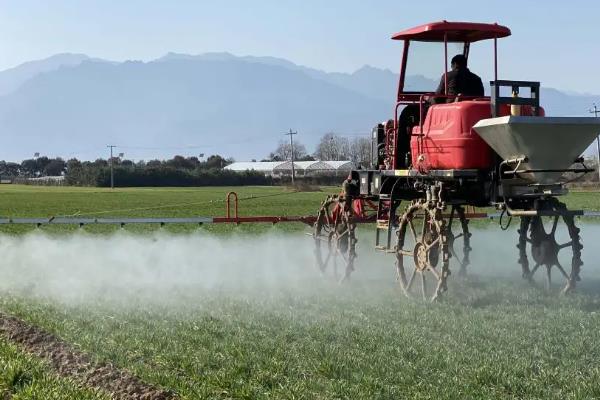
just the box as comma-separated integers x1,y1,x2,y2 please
0,312,176,400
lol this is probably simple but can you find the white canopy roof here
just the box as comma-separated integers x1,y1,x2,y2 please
226,160,355,172
225,161,284,171
325,161,355,170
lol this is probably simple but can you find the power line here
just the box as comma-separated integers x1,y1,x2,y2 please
298,132,371,138
107,145,117,189
589,103,600,183
284,129,298,184
117,145,213,151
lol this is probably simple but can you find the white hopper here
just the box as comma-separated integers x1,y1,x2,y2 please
473,116,600,184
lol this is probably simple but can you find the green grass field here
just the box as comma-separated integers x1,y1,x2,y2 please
0,336,108,399
0,185,334,235
0,185,334,218
0,185,599,399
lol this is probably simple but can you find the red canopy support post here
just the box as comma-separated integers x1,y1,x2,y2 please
494,36,498,82
444,32,448,94
397,40,410,102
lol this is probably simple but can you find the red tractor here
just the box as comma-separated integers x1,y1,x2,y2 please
313,21,600,300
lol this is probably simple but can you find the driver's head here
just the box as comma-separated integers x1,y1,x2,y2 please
451,54,467,71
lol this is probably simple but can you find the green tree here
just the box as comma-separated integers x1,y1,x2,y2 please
43,158,66,176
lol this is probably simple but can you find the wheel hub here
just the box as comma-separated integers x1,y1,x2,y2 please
413,243,429,271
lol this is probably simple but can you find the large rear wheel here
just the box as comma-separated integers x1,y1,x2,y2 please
395,200,450,301
313,195,357,283
517,201,583,293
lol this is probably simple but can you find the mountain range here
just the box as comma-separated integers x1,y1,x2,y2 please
0,52,598,162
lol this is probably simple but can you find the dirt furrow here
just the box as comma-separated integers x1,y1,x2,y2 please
0,312,176,400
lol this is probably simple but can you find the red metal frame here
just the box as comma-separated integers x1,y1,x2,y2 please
396,40,410,102
213,215,318,225
444,33,448,95
395,21,505,98
218,192,378,226
217,192,492,227
391,21,506,170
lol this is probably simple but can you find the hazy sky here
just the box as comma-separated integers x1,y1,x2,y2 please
0,0,599,94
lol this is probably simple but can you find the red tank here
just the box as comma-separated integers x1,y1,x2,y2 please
410,100,543,171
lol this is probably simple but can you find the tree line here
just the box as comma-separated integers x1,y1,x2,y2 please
0,131,374,187
267,133,371,167
0,155,269,187
0,156,67,178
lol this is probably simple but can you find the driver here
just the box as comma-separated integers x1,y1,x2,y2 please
435,54,484,101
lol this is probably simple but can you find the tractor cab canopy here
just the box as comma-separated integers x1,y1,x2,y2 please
393,21,511,102
392,21,510,42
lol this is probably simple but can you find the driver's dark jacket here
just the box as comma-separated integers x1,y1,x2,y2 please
435,67,484,99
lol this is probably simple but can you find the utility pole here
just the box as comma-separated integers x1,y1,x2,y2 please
589,104,600,183
107,145,116,189
284,129,297,183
